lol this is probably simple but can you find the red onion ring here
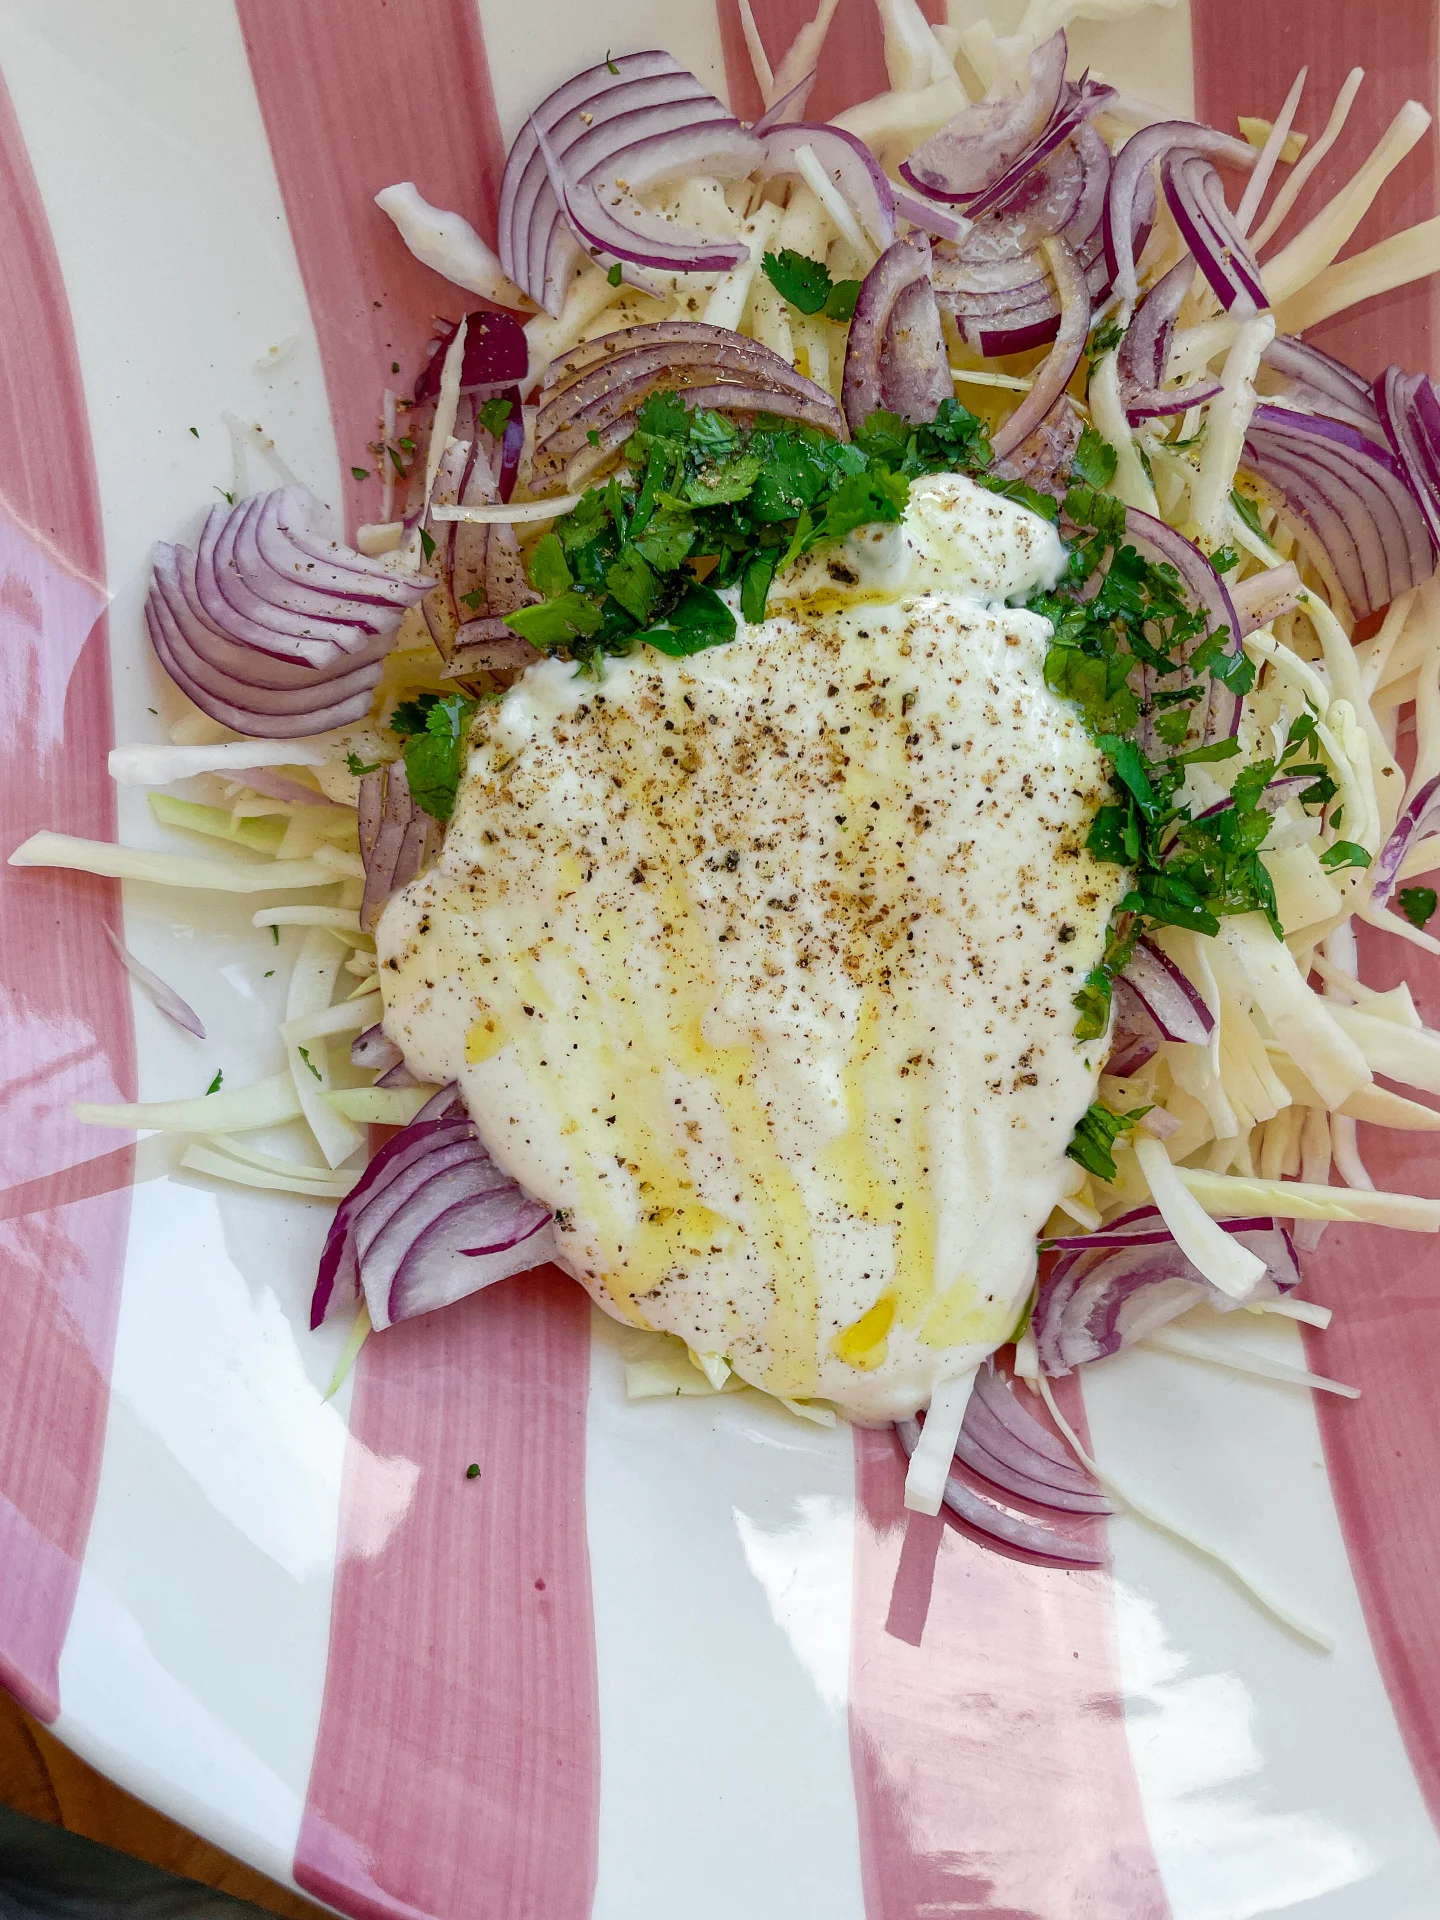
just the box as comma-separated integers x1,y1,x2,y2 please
1242,403,1436,619
1161,149,1265,315
899,28,1068,205
1118,255,1223,420
498,52,761,312
359,759,441,933
1104,119,1256,310
841,232,950,435
1262,334,1381,440
760,123,897,251
957,74,1115,222
989,236,1087,462
1371,769,1440,907
413,309,528,405
1122,936,1214,1043
961,1363,1112,1512
352,1024,405,1073
751,69,816,136
1121,508,1243,742
894,1414,1105,1565
103,923,206,1039
1376,364,1440,547
1035,1213,1298,1376
891,185,969,242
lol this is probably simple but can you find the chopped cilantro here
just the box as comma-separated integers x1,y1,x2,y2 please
271,924,280,945
351,466,370,481
388,692,478,822
605,49,619,72
188,426,199,438
387,445,407,477
1066,1102,1152,1182
392,360,400,373
205,1068,223,1095
1400,885,1438,929
214,487,235,505
1209,544,1240,573
761,249,863,321
460,586,487,612
346,751,382,776
297,1045,322,1081
1319,839,1372,871
479,397,513,437
1230,486,1265,537
1087,317,1125,362
466,1462,481,1479
503,392,990,667
1071,425,1118,490
607,261,624,286
418,527,436,564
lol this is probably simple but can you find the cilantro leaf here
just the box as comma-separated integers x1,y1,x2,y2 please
607,262,623,286
1399,885,1438,929
346,751,382,776
479,397,513,437
762,248,833,314
632,580,736,655
1230,486,1265,537
401,694,477,823
504,590,604,652
604,546,661,624
1066,1102,1152,1182
205,1068,223,1095
1209,544,1240,573
527,531,573,596
418,527,436,564
1071,425,1118,490
825,278,862,321
297,1045,322,1082
1319,839,1372,871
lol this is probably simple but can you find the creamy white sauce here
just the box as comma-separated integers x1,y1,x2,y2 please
378,474,1125,1421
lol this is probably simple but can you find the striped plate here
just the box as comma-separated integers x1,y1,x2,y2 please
3,2,1440,1914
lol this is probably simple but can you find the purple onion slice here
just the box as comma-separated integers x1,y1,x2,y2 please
1161,149,1265,315
899,29,1068,205
1104,119,1256,309
988,235,1088,462
761,123,897,251
1371,769,1440,907
841,233,949,435
1121,938,1213,1044
894,1416,1105,1565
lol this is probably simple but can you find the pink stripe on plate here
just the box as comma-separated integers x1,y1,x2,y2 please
294,1270,599,1920
0,68,134,1724
1196,0,1440,1826
849,1384,1170,1918
234,0,510,535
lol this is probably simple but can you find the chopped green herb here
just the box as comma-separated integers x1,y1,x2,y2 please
760,248,863,322
387,445,408,477
605,48,619,72
214,487,235,505
188,426,199,438
391,360,400,373
264,969,275,978
1399,885,1439,929
1066,1102,1152,1182
389,691,478,822
1087,317,1125,363
459,586,487,612
205,1069,223,1095
271,924,280,945
1319,839,1372,871
1209,544,1240,574
479,397,514,437
351,466,371,481
346,751,382,776
1071,424,1118,490
587,428,601,446
607,261,624,286
418,527,436,564
297,1045,322,1081
1229,486,1265,538
504,392,991,668
466,1462,481,1479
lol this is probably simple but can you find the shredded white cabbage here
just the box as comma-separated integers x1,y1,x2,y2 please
9,833,336,895
903,1369,978,1515
1144,1324,1359,1398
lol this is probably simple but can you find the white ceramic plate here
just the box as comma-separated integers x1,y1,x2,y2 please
5,3,1440,1915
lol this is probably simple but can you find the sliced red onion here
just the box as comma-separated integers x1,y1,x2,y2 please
352,1023,405,1073
310,1085,553,1331
992,395,1082,502
533,117,751,281
989,236,1087,463
1193,772,1316,824
1106,976,1161,1077
497,52,762,312
1232,560,1302,634
894,1415,1104,1565
751,69,815,136
1105,120,1256,310
359,759,442,933
413,309,528,405
1122,937,1213,1043
533,321,838,485
960,1363,1112,1512
1118,256,1223,420
1264,334,1378,436
1375,365,1440,547
375,1059,424,1089
957,75,1115,222
1371,769,1440,907
841,233,949,435
1242,403,1436,619
226,766,340,807
899,28,1068,205
102,923,206,1039
146,565,391,740
1161,150,1265,315
192,489,428,666
445,618,541,682
760,123,897,251
1035,1212,1298,1376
